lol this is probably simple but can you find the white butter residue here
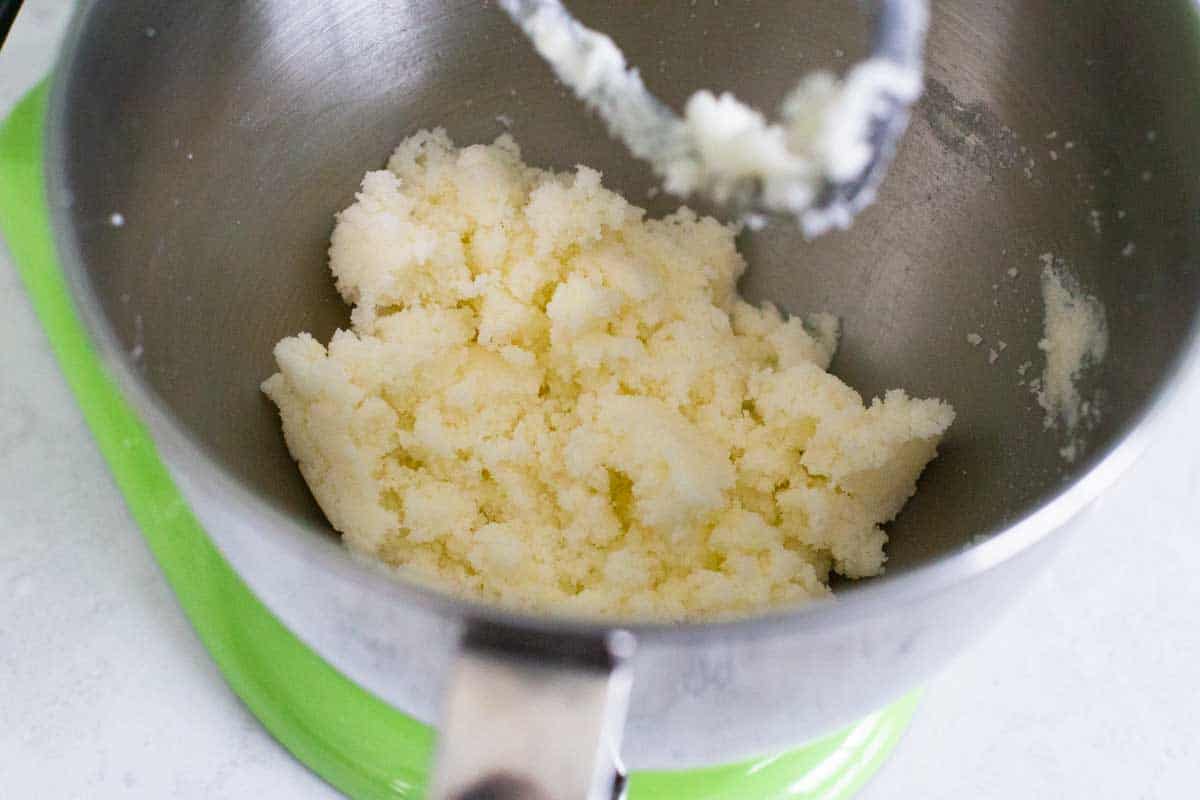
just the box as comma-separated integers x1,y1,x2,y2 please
675,60,920,222
511,0,921,234
1035,254,1108,461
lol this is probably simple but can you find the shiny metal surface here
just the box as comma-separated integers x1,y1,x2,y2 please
47,0,1200,769
432,626,633,800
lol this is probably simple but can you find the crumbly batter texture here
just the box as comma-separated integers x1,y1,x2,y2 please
263,131,954,620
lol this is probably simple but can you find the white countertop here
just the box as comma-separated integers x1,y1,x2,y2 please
3,4,1199,798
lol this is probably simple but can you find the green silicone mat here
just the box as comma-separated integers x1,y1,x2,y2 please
0,81,918,800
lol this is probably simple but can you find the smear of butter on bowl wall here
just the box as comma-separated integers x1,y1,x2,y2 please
1033,253,1108,463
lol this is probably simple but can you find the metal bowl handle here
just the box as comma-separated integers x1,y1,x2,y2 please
430,622,637,800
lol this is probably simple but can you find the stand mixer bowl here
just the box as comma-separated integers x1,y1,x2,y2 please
46,0,1200,779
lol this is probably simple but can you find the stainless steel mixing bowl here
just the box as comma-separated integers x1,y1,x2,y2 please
46,0,1200,794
